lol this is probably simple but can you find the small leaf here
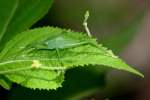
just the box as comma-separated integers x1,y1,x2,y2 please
0,27,143,90
0,0,18,41
0,75,12,90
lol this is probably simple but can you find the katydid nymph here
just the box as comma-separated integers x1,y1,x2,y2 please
29,11,96,66
29,31,98,65
25,30,98,77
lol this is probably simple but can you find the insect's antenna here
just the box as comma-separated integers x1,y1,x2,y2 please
83,10,92,37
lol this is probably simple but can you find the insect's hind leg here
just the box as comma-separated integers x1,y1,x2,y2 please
56,48,63,65
55,48,64,76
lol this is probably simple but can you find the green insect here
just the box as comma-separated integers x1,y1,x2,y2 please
25,11,98,68
27,11,96,66
28,32,97,66
34,33,91,50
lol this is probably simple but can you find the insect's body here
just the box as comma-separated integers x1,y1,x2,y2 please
33,35,94,50
24,31,99,72
27,33,96,68
45,36,87,49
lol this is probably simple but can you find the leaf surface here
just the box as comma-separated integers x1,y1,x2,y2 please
0,75,12,90
0,27,143,90
0,0,53,50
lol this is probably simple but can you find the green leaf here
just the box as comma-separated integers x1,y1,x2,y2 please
0,75,12,90
0,0,18,41
0,27,143,90
0,0,53,50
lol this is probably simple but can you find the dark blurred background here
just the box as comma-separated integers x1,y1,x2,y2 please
1,0,150,100
42,0,150,99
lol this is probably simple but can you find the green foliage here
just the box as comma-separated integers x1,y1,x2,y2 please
0,27,143,90
0,0,143,93
0,0,53,90
0,0,53,50
0,75,12,90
